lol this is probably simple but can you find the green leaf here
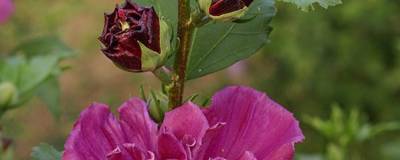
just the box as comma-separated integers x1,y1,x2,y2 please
0,36,73,114
347,109,360,137
0,55,60,110
18,55,59,94
0,56,26,84
326,143,345,160
369,122,400,137
31,143,61,160
358,122,400,141
36,76,61,118
12,36,74,59
132,0,178,28
186,0,275,79
278,0,342,11
331,104,344,136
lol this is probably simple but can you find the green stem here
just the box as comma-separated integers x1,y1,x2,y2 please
152,67,172,83
168,0,194,109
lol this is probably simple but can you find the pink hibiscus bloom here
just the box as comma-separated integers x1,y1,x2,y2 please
0,0,14,24
63,86,304,160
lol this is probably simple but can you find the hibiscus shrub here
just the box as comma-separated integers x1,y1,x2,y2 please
0,0,346,159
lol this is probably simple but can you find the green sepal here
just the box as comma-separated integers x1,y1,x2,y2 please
140,19,173,71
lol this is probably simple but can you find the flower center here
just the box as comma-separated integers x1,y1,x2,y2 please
120,21,130,31
117,10,130,31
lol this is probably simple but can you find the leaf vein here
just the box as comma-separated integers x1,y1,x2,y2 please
189,24,237,76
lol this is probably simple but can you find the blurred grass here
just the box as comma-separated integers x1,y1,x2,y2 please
0,0,399,159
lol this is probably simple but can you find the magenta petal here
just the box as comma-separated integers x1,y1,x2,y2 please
118,98,158,152
63,103,124,160
161,102,209,143
157,131,187,159
263,144,295,160
197,86,304,159
107,143,153,160
239,151,257,160
0,0,14,24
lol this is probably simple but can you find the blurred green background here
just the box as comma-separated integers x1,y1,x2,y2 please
0,0,400,159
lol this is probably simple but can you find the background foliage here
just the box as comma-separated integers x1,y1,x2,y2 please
0,0,399,159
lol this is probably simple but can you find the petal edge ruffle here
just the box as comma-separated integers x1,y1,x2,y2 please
197,86,304,159
161,102,209,144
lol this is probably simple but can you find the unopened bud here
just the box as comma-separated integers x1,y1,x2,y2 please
0,82,18,108
148,91,169,123
198,0,254,21
99,0,172,72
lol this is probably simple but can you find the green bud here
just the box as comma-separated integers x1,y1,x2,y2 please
0,82,18,109
148,90,169,123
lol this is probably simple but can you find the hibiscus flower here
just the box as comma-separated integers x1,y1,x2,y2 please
0,0,14,24
63,86,304,160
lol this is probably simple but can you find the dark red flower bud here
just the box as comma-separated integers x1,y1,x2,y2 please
199,0,253,21
99,0,171,72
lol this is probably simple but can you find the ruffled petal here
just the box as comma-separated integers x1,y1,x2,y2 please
196,86,304,159
157,131,187,159
161,102,209,143
63,103,124,160
118,98,158,152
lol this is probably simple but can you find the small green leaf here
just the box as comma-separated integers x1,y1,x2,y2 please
201,97,211,107
347,109,360,136
36,76,61,118
331,104,344,136
326,143,345,160
369,122,400,137
0,56,27,84
31,143,61,160
185,94,199,102
278,0,342,11
18,55,59,94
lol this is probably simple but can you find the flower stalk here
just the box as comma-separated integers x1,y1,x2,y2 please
169,0,195,108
